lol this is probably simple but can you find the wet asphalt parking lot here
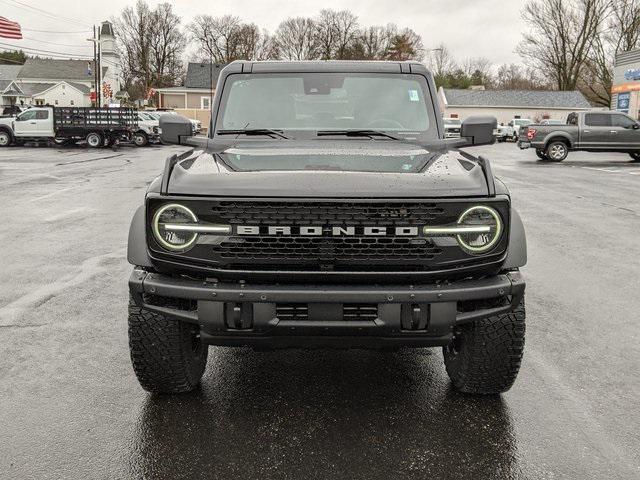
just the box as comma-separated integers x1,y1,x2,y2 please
1,141,639,480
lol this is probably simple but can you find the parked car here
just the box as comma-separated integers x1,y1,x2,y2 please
0,106,137,148
494,124,515,142
442,117,461,138
133,111,161,147
126,60,528,396
518,111,640,161
508,118,532,141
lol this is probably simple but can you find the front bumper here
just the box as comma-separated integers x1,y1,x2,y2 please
129,269,525,348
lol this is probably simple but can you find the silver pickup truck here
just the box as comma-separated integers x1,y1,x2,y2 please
518,111,640,162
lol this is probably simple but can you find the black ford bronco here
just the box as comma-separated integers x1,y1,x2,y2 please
127,61,527,395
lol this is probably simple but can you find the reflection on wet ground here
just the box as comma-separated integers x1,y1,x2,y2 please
130,348,518,479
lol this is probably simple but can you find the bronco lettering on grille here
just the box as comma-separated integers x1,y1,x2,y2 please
233,226,422,236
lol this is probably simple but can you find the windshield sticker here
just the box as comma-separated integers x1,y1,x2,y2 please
408,89,420,102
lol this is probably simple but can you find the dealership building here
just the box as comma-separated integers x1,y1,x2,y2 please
612,48,640,120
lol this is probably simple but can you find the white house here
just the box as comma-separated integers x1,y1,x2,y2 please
1,21,122,109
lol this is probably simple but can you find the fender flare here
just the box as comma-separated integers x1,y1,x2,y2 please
127,205,153,267
504,207,527,269
543,132,572,148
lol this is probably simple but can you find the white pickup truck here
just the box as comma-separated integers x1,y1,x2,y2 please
508,118,532,141
133,111,161,147
0,106,137,148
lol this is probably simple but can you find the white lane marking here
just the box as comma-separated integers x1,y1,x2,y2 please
581,166,640,175
581,167,623,173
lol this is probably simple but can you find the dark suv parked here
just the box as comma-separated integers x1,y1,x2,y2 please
127,61,527,395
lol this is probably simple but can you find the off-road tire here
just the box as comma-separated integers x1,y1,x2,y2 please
128,295,208,393
545,141,569,161
535,149,548,160
630,152,640,162
443,297,525,395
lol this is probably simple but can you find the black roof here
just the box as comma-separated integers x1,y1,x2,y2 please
226,60,426,74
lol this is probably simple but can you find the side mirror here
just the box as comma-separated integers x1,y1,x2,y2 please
460,115,498,146
159,114,193,145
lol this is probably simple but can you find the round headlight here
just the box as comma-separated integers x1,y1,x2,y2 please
152,203,198,251
456,206,502,253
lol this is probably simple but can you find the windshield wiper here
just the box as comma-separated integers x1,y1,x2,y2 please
216,128,291,139
316,130,399,140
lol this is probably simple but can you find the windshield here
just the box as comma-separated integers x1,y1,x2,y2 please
443,118,461,125
139,112,154,121
216,72,434,139
515,119,531,126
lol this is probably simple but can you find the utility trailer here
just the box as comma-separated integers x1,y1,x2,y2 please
0,106,137,148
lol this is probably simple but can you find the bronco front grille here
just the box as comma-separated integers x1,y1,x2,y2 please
219,235,442,262
210,201,445,226
147,199,510,272
208,201,448,267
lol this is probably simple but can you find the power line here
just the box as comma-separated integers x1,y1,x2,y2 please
0,0,91,28
0,42,93,59
22,28,88,34
22,36,93,48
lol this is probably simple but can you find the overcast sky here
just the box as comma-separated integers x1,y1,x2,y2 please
0,0,527,66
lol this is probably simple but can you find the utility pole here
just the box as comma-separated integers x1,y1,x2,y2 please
92,25,97,107
88,26,101,107
97,25,102,106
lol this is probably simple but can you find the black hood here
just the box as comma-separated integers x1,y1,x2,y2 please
165,140,489,198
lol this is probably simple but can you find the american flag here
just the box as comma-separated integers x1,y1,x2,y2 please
0,16,22,40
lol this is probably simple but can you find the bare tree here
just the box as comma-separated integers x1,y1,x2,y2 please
353,25,390,59
426,43,456,77
189,15,242,63
461,57,493,85
313,9,359,59
581,0,640,106
517,0,610,90
609,0,640,52
274,17,318,60
495,63,551,90
114,0,185,102
149,3,186,87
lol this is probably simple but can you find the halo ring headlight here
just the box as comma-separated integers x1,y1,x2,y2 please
152,203,199,251
456,205,502,253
